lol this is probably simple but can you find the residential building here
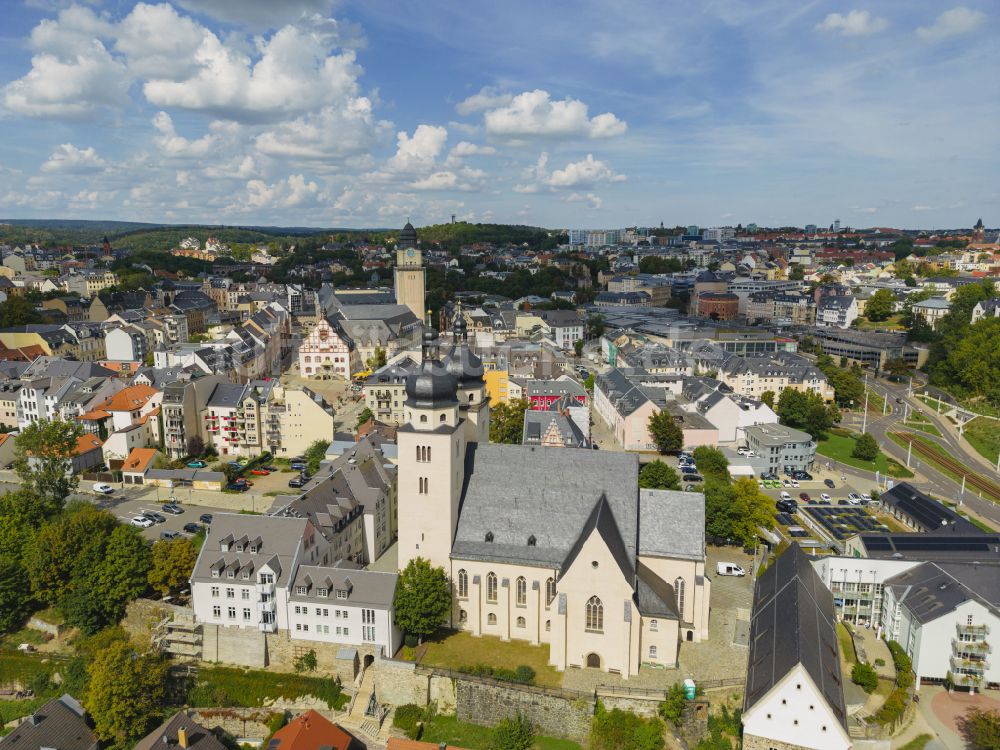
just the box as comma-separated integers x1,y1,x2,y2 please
911,297,951,330
267,711,360,750
971,298,1000,323
742,544,850,750
538,310,584,350
594,290,651,307
105,323,150,362
134,712,228,750
364,356,418,425
161,375,228,458
682,380,778,444
692,347,833,402
606,274,672,307
522,409,589,448
0,695,97,750
523,378,587,411
743,423,816,472
816,295,858,329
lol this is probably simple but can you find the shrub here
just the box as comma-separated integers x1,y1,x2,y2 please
393,704,424,740
513,665,536,685
404,633,420,648
457,664,535,685
293,650,317,673
658,683,687,727
591,703,665,750
851,662,878,694
266,712,286,735
875,658,886,667
491,713,534,750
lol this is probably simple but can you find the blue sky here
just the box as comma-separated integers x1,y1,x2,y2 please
0,0,995,229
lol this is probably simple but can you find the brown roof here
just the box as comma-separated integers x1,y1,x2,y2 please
387,740,472,750
123,447,157,474
269,711,359,750
103,384,158,411
73,434,103,456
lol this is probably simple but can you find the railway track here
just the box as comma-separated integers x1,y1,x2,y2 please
890,431,1000,503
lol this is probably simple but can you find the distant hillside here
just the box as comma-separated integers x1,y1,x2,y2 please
368,222,561,252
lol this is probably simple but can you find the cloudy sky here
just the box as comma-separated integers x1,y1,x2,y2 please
0,1,995,229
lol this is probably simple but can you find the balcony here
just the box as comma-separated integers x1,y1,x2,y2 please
953,638,991,655
257,581,275,595
258,621,277,633
957,622,990,637
950,655,989,674
258,598,276,613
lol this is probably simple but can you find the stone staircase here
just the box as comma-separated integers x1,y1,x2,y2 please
345,667,390,742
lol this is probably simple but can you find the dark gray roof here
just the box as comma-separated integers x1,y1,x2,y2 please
133,711,228,750
744,544,847,729
853,531,1000,562
884,561,1000,623
0,695,96,750
521,410,587,448
562,494,633,581
639,489,705,560
636,561,679,618
881,482,979,533
206,382,246,409
290,563,398,608
451,443,638,571
191,514,308,587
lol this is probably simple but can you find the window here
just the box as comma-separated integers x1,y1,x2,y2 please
486,572,498,603
317,588,328,598
227,607,236,619
545,619,550,632
420,414,427,423
243,608,251,621
968,614,974,626
259,573,273,584
459,609,468,623
363,625,376,642
585,596,604,633
362,609,375,624
649,645,657,660
226,588,235,599
212,605,221,617
211,570,220,578
485,531,494,543
527,535,536,546
417,445,431,462
487,613,497,625
545,577,556,607
342,628,348,636
296,586,308,595
650,619,658,632
457,569,468,598
675,577,686,615
516,616,526,628
440,414,446,422
516,577,527,607
337,590,348,600
211,586,219,597
418,477,428,494
241,589,250,600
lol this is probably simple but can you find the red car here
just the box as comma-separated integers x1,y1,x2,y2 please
799,492,811,503
250,469,270,476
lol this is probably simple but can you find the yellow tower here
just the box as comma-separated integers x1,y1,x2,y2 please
395,221,426,320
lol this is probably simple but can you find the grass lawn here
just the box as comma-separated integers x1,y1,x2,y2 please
817,433,914,478
898,735,933,750
963,417,1000,466
185,665,347,709
888,432,975,486
0,626,51,651
420,714,582,750
873,677,895,698
416,631,563,688
865,388,886,414
857,315,904,331
837,623,857,665
903,421,943,437
0,697,47,729
873,513,909,533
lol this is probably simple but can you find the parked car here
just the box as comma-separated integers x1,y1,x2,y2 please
838,499,851,506
199,513,213,524
182,523,201,534
92,482,114,494
848,493,862,505
780,491,792,501
799,492,811,503
737,447,751,456
782,479,792,488
162,503,184,515
716,562,746,576
790,480,800,488
143,511,167,524
776,500,797,513
861,493,872,504
186,460,207,468
820,493,832,503
288,477,305,488
685,474,703,482
262,465,277,472
250,469,270,476
798,471,813,481
824,479,836,489
681,466,698,474
226,483,249,492
130,515,154,528
227,461,243,470
290,462,306,471
159,530,181,540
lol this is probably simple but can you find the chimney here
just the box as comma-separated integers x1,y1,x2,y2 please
178,728,188,749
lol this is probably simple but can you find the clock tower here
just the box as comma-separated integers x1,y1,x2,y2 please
395,222,426,320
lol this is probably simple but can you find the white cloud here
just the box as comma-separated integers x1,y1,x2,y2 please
228,173,325,212
386,124,449,173
116,3,209,80
152,111,219,158
254,99,390,160
40,143,106,173
546,154,625,188
455,86,513,115
174,0,337,31
450,141,496,157
916,7,986,41
412,172,463,191
483,90,627,138
566,192,603,210
815,10,889,36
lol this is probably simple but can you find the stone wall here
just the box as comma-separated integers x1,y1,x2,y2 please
27,616,62,638
455,679,593,741
124,598,192,645
597,694,663,718
190,708,275,742
265,630,379,678
202,624,266,668
373,658,428,707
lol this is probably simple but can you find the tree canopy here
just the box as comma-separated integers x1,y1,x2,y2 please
13,419,85,507
692,446,729,481
148,537,198,597
86,641,168,742
393,557,451,641
865,289,897,321
776,389,839,439
648,410,684,454
638,461,681,490
490,399,528,444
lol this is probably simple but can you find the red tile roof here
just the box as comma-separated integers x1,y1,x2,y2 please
122,447,157,474
268,711,358,750
387,740,472,750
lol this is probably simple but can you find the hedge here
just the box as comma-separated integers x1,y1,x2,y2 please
456,664,536,685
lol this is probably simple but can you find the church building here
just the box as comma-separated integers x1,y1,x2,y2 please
397,320,711,677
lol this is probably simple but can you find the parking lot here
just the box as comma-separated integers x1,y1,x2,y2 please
88,487,232,542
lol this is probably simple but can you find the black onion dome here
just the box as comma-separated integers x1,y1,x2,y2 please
405,363,458,408
445,345,484,385
399,221,417,247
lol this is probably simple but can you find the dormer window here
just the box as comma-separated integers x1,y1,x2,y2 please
249,545,258,554
485,532,494,543
317,588,328,598
227,570,235,579
296,585,308,595
211,569,220,578
221,543,230,552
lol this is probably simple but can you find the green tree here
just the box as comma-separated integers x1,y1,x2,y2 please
851,662,878,694
393,557,451,642
852,433,879,462
864,289,896,321
788,265,805,281
0,295,43,326
148,537,197,597
185,435,205,457
638,461,681,490
658,683,688,727
591,705,665,750
0,489,54,561
760,390,775,409
491,713,535,750
13,419,85,507
648,410,683,454
586,314,605,339
367,347,387,370
704,479,739,542
303,439,328,476
729,478,775,549
692,446,729,480
490,399,528,444
776,389,837,439
585,374,594,391
574,339,584,358
294,649,318,672
958,707,1000,750
0,558,32,633
86,641,168,742
884,358,910,380
356,407,374,429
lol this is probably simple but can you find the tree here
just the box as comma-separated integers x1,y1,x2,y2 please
585,314,605,340
776,389,837,440
788,265,804,281
0,296,43,326
648,410,683,454
303,439,328,476
490,399,528,444
692,446,729,480
148,537,197,597
728,478,775,549
852,433,879,462
704,479,739,542
86,641,168,742
851,662,878,694
367,347,387,370
185,435,205,457
491,714,535,750
294,649,318,672
590,705,665,750
13,419,85,507
658,683,688,727
0,489,54,561
865,289,896,322
760,390,775,409
393,557,451,642
638,461,681,490
356,407,373,429
0,559,32,633
884,358,910,380
958,707,1000,750
574,339,584,358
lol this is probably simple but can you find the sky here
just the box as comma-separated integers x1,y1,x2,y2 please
0,1,996,230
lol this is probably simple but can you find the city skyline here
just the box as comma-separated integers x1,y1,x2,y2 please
0,1,995,229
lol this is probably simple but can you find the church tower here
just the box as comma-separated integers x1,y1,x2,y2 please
395,222,426,320
444,308,490,444
397,329,466,572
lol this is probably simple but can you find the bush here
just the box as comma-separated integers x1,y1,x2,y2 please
591,703,665,750
404,633,420,648
491,713,534,750
513,665,536,684
852,433,879,461
851,662,878,694
457,664,535,685
658,683,687,727
875,658,886,667
266,712,286,735
393,704,424,740
293,650,317,673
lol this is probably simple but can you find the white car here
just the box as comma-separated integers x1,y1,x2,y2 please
790,480,800,488
847,493,862,505
130,515,154,528
737,447,750,456
861,493,872,504
780,491,792,501
93,482,114,495
820,493,832,502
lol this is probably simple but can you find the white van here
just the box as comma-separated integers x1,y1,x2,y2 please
716,562,746,576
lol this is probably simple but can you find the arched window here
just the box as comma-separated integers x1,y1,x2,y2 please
485,531,494,543
487,613,497,625
418,477,428,494
650,619,658,632
440,413,447,422
516,616,526,628
545,619,551,632
457,569,468,598
458,609,467,622
545,577,556,607
585,596,604,633
420,414,427,423
675,577,686,616
515,576,527,606
486,572,497,603
648,645,657,660
527,535,536,546
468,393,474,402
426,445,431,461
304,356,311,363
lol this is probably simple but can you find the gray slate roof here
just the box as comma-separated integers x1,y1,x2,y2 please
451,443,639,571
0,695,96,750
884,561,1000,624
290,561,398,608
744,544,847,730
639,489,705,560
133,711,228,750
191,514,308,588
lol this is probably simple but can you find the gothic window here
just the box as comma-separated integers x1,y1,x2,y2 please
516,576,527,606
545,577,556,607
486,572,497,603
459,609,467,622
585,596,604,633
457,569,468,599
516,616,526,628
487,613,497,625
675,577,686,615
